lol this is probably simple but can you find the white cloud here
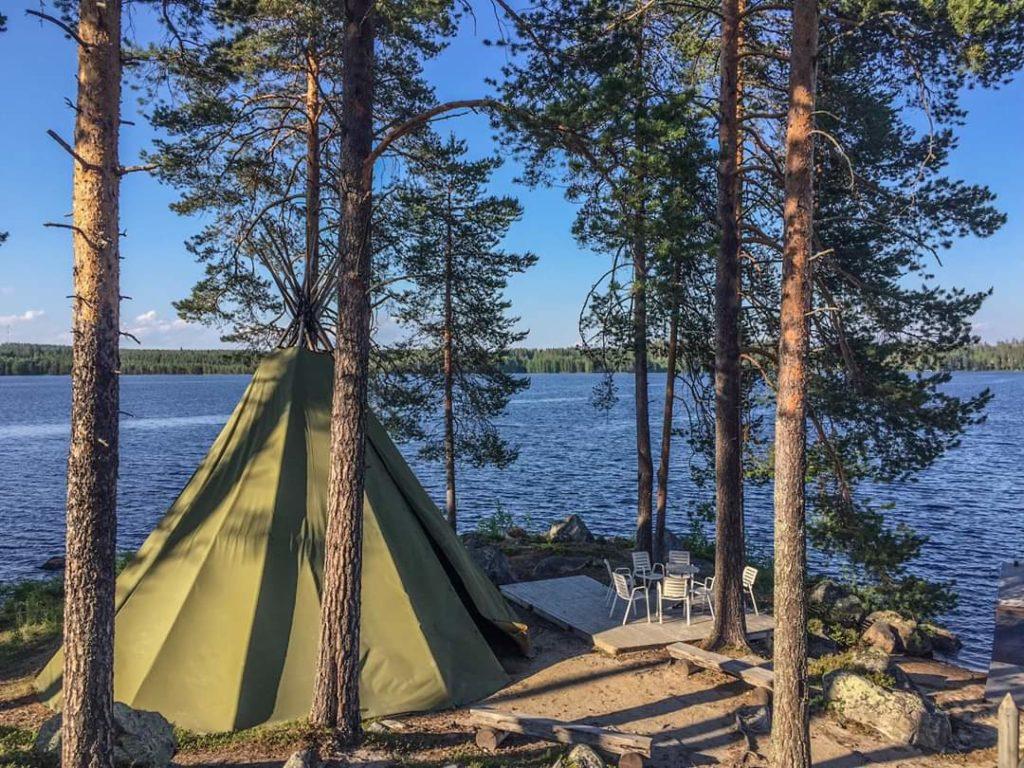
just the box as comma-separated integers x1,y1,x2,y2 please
124,309,221,348
0,309,45,324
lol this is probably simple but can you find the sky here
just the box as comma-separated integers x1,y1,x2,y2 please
0,5,1022,349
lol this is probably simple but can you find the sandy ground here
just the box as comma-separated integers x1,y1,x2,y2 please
0,617,1002,767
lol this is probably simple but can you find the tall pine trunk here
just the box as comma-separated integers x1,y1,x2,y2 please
707,0,749,651
301,40,322,350
771,0,818,762
654,259,682,561
310,0,375,745
443,191,457,529
62,1,121,766
632,18,654,556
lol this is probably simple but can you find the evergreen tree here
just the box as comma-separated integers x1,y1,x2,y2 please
497,0,710,556
385,134,535,528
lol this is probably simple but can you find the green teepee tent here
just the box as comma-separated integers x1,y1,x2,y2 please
36,347,528,733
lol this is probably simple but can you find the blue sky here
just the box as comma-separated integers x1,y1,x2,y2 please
0,6,1021,348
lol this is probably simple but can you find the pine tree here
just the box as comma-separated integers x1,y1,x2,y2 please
385,134,535,528
497,0,711,556
770,0,817,762
58,1,123,766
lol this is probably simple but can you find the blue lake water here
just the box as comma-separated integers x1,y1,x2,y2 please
0,371,1021,670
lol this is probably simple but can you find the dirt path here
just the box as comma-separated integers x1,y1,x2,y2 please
0,621,1001,767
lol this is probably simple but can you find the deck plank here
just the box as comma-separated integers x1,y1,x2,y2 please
986,562,1024,704
501,575,774,655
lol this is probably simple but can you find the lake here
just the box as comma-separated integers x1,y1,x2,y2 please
1,371,1021,670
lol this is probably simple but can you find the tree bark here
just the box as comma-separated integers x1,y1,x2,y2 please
771,0,818,763
310,0,374,746
707,0,749,651
443,188,457,529
632,15,654,557
62,1,121,767
654,259,682,562
301,41,322,350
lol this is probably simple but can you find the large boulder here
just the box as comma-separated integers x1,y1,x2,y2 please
533,556,590,580
824,671,950,750
864,611,932,657
36,703,177,768
39,556,65,571
547,514,594,544
466,543,516,586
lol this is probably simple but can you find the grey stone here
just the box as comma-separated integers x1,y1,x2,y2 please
547,514,594,544
824,671,950,750
552,744,606,768
808,630,840,658
533,555,590,579
36,702,177,768
831,594,866,628
809,579,848,611
283,748,321,768
466,543,516,586
40,556,65,571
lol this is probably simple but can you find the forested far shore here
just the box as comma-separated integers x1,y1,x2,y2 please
3,341,1024,376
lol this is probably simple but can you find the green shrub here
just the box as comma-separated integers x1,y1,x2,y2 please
475,504,515,540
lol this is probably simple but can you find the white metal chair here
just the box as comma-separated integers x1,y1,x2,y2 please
743,566,759,615
609,571,651,625
631,551,664,582
604,558,631,607
690,575,716,619
666,550,691,575
656,574,693,624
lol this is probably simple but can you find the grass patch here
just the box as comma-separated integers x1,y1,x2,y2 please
0,725,51,768
0,579,63,670
174,719,313,753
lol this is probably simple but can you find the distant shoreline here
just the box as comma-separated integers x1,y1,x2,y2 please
3,341,1024,375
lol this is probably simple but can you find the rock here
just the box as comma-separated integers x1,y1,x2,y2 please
533,555,590,579
846,647,894,675
808,629,840,658
809,578,848,611
862,620,901,655
505,526,528,540
547,514,594,544
36,703,177,768
903,628,933,657
824,671,950,750
864,611,932,657
552,744,606,768
466,543,516,586
40,556,65,571
831,594,866,628
921,623,961,656
461,532,492,549
283,748,321,768
737,704,772,734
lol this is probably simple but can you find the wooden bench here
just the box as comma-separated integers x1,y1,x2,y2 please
468,706,653,768
667,642,774,694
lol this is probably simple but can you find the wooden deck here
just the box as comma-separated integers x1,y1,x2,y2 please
986,562,1024,704
501,575,774,655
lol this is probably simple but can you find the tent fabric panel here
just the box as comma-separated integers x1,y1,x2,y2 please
365,413,529,653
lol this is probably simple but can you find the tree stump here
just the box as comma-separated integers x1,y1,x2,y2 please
475,727,508,753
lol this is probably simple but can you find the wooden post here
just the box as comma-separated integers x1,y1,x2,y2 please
998,693,1019,768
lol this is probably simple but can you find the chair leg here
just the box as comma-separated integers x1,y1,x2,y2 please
609,594,617,619
685,596,691,626
707,592,715,619
748,587,759,616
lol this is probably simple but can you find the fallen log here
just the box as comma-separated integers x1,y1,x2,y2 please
467,706,653,763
